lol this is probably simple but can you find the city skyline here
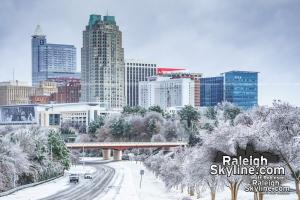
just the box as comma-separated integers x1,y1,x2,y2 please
0,0,300,106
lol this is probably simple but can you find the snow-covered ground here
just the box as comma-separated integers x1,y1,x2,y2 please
97,160,298,200
80,157,104,162
189,185,298,200
66,165,96,175
98,160,189,200
1,158,297,200
0,164,96,200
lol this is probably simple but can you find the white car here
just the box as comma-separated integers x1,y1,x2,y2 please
84,173,93,179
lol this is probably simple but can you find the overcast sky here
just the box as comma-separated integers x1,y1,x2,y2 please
0,0,299,106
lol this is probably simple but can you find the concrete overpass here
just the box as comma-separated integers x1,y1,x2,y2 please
66,142,187,161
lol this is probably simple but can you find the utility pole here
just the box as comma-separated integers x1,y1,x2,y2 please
139,170,144,188
82,146,85,168
13,161,16,188
50,144,53,161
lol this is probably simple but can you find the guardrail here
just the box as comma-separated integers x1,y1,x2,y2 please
0,174,63,197
66,142,188,148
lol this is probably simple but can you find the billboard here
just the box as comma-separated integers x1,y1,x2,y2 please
0,105,37,124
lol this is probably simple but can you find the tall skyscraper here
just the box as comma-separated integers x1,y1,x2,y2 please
200,76,224,107
125,59,157,107
223,71,258,109
81,15,125,109
31,25,79,87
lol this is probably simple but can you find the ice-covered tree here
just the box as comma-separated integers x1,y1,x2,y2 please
216,102,241,125
250,101,300,199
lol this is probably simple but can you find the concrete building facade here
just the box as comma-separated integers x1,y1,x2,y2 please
0,103,120,128
139,77,195,109
161,72,202,107
125,59,157,107
0,81,36,105
36,80,58,96
81,15,125,109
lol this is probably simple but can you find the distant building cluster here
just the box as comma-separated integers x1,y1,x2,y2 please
31,25,80,87
0,14,259,127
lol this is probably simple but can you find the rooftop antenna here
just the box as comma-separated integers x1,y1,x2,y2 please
34,24,44,36
106,9,109,16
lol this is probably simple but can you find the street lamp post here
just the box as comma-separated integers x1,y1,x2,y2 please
139,169,144,188
82,146,85,168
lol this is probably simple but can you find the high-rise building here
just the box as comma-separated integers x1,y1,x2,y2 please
31,25,79,87
139,76,195,109
125,59,157,107
81,15,125,109
223,71,258,109
0,81,36,105
160,72,202,107
200,76,224,107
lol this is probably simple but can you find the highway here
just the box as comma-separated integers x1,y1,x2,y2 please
40,161,115,200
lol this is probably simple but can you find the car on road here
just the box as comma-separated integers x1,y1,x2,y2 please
69,174,79,183
122,154,129,160
84,173,93,179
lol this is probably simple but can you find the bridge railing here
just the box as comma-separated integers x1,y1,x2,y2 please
66,141,188,148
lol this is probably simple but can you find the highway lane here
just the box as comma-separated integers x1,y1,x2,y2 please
40,161,115,200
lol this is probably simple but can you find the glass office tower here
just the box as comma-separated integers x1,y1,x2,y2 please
200,76,224,107
223,71,258,109
31,25,78,87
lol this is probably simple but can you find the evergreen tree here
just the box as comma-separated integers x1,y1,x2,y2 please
88,116,105,135
48,130,70,169
178,105,200,129
148,105,164,115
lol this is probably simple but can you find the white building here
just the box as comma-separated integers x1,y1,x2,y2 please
139,77,195,109
125,59,157,107
0,102,121,129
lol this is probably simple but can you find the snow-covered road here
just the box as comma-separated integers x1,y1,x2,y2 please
41,163,115,200
0,163,111,200
1,158,297,200
97,161,188,200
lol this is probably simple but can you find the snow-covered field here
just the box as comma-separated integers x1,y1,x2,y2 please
0,165,96,200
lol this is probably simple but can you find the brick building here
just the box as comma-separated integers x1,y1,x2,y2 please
50,78,81,103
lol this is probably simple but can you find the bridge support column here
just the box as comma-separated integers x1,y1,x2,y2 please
113,149,122,161
163,147,171,152
102,149,111,160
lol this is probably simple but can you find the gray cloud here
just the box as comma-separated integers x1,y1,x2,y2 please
0,0,299,105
